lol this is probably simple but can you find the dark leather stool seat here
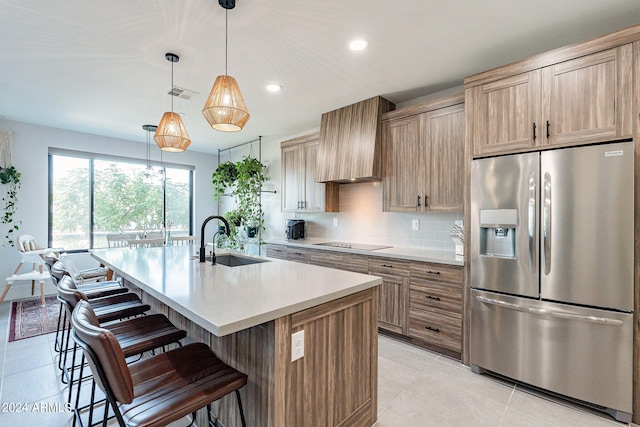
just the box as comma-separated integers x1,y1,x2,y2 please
72,300,248,427
57,276,150,323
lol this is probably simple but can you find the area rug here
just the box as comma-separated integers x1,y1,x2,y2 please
9,295,60,342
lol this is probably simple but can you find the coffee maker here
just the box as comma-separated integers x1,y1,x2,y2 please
286,220,305,240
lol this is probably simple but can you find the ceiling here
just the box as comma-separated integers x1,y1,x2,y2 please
2,0,640,154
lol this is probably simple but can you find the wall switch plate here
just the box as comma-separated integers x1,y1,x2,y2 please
333,218,339,227
292,330,304,361
412,219,420,230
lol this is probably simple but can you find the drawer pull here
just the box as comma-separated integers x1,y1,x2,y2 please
426,295,441,301
425,326,440,333
426,270,440,275
381,264,393,268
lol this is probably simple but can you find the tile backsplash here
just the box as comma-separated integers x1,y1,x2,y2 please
290,181,463,252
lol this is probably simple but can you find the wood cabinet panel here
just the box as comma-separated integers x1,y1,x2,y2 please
408,261,463,353
281,133,336,213
266,244,288,260
368,257,411,277
308,249,369,274
410,261,463,284
472,71,541,155
383,95,464,213
470,45,633,157
286,289,378,427
409,279,462,314
408,301,462,352
541,45,633,147
286,247,310,263
425,104,465,211
384,116,422,212
376,273,408,334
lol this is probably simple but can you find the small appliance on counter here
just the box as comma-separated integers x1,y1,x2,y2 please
285,219,305,240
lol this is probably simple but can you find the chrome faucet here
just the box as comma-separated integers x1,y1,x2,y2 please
200,215,231,264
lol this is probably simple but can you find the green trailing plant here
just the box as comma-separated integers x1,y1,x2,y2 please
213,156,268,250
235,156,267,237
0,165,21,246
211,161,238,200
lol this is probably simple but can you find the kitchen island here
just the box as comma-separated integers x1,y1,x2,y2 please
91,245,382,427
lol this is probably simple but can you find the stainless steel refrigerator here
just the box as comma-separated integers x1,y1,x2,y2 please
469,141,634,423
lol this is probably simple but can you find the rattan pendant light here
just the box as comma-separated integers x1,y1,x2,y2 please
154,53,191,152
202,0,250,132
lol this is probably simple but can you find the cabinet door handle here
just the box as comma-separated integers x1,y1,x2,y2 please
297,201,301,209
425,326,440,333
533,122,537,140
426,295,441,301
424,195,428,207
381,264,393,268
426,270,440,275
417,195,421,207
546,120,550,139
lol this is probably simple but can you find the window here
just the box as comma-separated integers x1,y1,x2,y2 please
49,152,193,250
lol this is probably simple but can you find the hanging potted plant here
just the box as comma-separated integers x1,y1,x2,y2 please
235,156,267,240
211,161,238,200
0,165,21,246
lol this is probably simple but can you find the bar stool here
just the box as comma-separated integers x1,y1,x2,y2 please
71,300,248,427
48,261,127,353
56,277,151,382
63,301,187,427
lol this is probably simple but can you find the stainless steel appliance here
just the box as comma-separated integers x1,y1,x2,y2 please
285,219,305,240
470,141,634,423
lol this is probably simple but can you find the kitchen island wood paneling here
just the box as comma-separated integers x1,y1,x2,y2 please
91,246,381,427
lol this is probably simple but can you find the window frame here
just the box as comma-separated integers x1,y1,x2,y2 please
48,148,194,251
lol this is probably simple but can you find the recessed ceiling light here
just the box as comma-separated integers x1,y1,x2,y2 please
266,84,282,92
349,39,368,51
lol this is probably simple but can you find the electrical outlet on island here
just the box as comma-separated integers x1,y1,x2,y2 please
291,330,304,361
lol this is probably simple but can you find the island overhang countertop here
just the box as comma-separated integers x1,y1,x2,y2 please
91,245,382,337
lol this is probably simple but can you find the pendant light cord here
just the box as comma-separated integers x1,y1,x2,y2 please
170,60,174,113
225,9,228,76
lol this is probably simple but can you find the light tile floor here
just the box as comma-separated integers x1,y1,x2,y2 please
0,299,631,426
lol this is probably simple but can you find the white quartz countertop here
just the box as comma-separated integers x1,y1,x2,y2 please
266,238,465,266
91,246,381,337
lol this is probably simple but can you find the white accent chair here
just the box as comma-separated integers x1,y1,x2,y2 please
1,235,62,306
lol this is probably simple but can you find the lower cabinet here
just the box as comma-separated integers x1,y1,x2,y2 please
368,257,411,335
408,262,463,353
265,243,464,356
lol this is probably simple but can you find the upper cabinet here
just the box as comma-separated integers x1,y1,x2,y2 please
468,44,633,157
281,133,338,213
383,95,464,213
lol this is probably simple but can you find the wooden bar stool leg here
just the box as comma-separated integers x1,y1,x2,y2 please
0,281,12,305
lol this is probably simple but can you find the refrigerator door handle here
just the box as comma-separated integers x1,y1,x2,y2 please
543,171,552,275
528,173,536,273
475,295,624,325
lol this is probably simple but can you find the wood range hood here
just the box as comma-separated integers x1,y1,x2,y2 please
316,96,394,183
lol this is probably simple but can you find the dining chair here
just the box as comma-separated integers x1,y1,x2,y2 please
71,300,248,427
127,238,165,248
106,233,138,248
171,235,199,246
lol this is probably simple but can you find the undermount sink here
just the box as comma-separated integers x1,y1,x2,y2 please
208,254,270,267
